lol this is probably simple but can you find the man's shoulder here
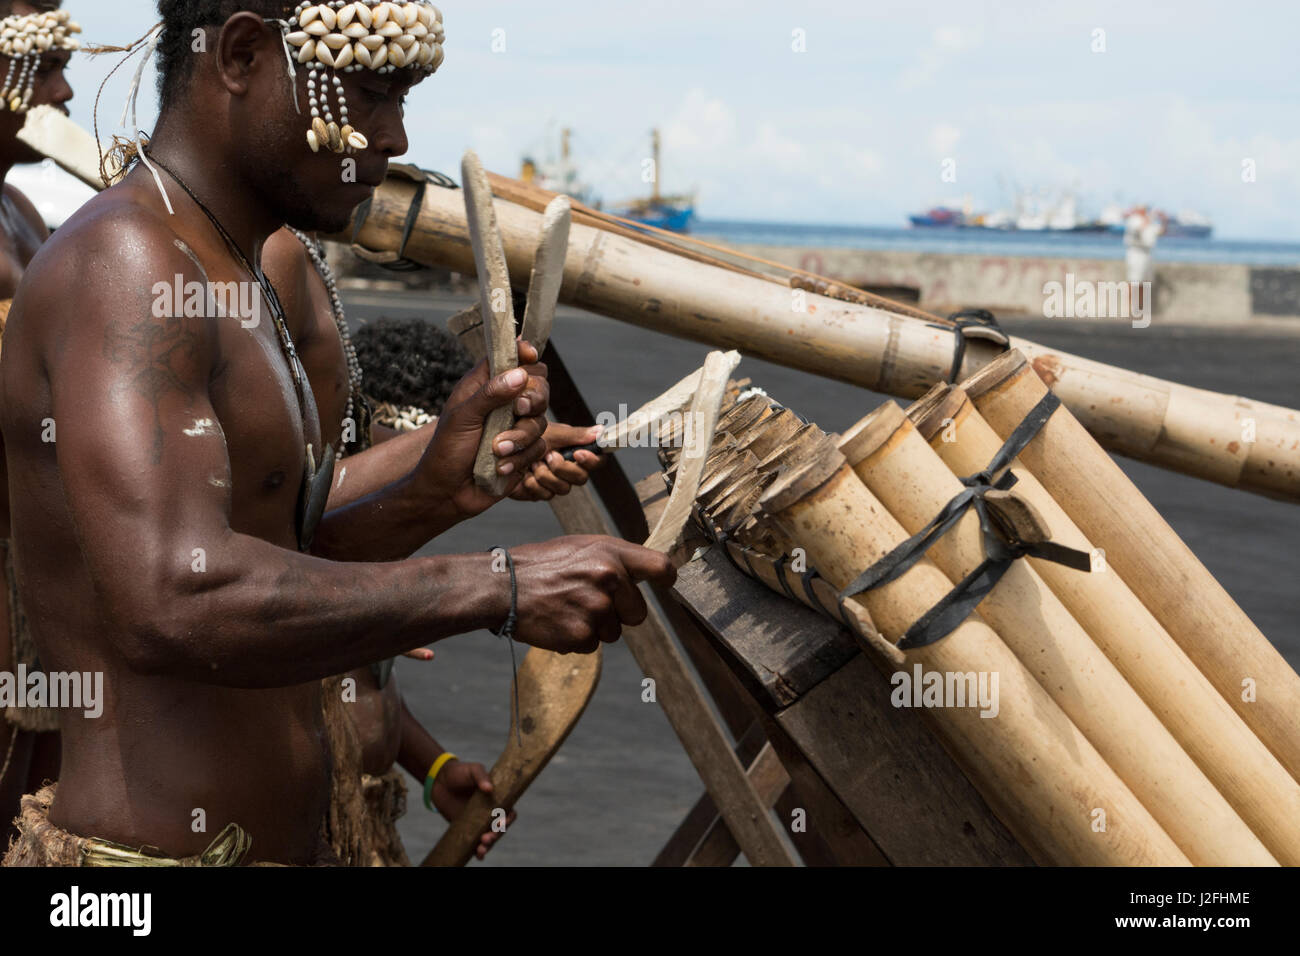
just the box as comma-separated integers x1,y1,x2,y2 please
1,182,48,239
23,185,199,299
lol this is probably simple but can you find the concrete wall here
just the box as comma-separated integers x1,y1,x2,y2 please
727,244,1299,325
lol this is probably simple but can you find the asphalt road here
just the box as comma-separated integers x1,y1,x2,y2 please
340,289,1300,866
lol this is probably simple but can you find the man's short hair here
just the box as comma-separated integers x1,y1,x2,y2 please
156,1,290,108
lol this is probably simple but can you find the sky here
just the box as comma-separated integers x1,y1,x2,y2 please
58,0,1300,239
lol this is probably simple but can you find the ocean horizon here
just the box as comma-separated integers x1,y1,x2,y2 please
692,218,1300,267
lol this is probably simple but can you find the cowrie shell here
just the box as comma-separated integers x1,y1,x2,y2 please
403,4,420,27
299,5,321,27
318,6,337,29
323,32,350,50
312,116,329,141
337,4,356,28
387,42,406,68
285,30,310,46
361,34,385,51
296,38,317,62
333,42,354,68
354,3,372,28
304,20,329,36
353,41,373,67
370,44,388,68
343,23,368,39
378,21,402,39
307,129,321,152
348,130,368,149
327,122,344,152
371,3,390,28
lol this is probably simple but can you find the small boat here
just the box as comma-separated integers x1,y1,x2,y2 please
609,129,697,233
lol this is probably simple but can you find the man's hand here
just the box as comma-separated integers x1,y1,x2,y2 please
411,340,550,519
505,536,676,653
512,422,605,501
431,759,517,860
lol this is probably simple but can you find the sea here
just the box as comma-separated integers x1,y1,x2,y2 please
692,219,1300,266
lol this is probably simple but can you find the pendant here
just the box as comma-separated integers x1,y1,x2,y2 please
297,441,337,552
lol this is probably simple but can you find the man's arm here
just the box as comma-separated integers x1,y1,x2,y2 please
30,216,670,687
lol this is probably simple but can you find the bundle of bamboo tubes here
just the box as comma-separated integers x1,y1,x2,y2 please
652,350,1300,866
334,165,1300,502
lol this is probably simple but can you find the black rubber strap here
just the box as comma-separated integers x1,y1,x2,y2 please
928,309,1011,384
773,555,799,600
839,389,1090,649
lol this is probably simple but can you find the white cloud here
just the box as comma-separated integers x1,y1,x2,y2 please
899,25,982,90
928,123,962,156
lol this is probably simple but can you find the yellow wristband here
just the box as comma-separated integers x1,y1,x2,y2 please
423,752,458,811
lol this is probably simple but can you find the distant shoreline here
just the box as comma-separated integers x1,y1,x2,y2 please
694,219,1300,267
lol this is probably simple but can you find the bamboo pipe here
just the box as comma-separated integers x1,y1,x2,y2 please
757,454,1189,865
338,172,1300,501
839,403,1274,865
961,351,1300,784
909,386,1300,863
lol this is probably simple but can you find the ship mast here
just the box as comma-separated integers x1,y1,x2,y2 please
651,128,661,204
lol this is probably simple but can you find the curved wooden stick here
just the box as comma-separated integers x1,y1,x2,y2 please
421,647,601,867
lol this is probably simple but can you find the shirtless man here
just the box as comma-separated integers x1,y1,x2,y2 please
0,0,76,845
1,1,672,866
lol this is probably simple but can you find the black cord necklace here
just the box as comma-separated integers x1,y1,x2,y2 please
145,151,309,423
145,151,335,551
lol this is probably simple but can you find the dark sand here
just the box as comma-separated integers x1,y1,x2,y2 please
341,291,1300,866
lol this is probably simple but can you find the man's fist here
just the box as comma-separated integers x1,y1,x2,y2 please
503,536,676,653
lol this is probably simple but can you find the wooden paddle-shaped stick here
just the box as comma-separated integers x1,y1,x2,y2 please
421,647,602,867
519,195,571,352
422,350,738,867
463,149,519,497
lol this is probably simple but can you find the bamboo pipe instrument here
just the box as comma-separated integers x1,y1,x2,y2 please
757,453,1188,865
461,150,518,496
961,350,1300,784
908,385,1300,863
839,402,1274,865
338,168,1300,501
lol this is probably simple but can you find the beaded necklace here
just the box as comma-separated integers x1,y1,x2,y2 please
288,228,366,457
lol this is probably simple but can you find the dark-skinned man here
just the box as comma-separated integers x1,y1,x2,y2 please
0,0,77,847
0,0,672,866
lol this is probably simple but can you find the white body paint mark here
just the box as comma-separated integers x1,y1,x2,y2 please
336,465,347,489
208,477,231,489
183,418,220,438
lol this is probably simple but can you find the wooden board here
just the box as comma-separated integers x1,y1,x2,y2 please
676,548,859,711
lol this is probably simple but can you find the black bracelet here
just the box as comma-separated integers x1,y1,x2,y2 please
488,546,523,745
489,546,518,641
